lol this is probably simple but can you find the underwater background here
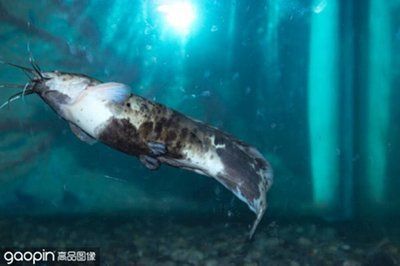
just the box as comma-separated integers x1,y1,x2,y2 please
0,0,399,265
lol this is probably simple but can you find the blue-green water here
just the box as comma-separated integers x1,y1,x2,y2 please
0,0,399,265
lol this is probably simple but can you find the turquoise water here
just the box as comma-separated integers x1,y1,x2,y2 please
0,1,399,265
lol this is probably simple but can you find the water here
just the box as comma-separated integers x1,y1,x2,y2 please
0,0,399,265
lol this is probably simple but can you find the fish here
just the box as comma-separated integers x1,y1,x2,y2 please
0,60,273,239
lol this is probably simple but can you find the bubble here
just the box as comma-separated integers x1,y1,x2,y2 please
313,0,327,14
211,25,218,32
86,52,93,63
144,27,152,35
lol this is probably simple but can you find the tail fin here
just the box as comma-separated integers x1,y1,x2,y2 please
249,205,266,240
214,138,273,239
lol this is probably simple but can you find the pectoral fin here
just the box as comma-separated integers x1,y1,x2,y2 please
140,155,160,170
69,123,97,145
148,141,167,156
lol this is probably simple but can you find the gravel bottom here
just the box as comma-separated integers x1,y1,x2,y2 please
0,216,399,265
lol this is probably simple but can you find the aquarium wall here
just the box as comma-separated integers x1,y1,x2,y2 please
0,0,399,224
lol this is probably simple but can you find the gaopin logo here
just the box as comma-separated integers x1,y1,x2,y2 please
1,248,99,265
3,249,56,265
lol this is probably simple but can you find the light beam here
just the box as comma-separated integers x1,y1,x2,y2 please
157,1,197,36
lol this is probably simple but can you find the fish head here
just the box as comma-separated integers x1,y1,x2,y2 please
31,70,131,139
31,71,101,115
0,62,130,118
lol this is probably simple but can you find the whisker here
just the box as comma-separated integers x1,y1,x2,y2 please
29,57,43,79
27,42,44,79
0,60,35,75
23,69,34,81
0,84,25,89
0,92,23,110
0,89,34,110
21,83,30,103
23,89,34,96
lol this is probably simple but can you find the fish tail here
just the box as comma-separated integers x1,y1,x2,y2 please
214,138,273,238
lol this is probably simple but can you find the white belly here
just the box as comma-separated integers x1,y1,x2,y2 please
63,96,113,138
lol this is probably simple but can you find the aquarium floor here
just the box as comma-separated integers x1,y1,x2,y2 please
0,215,399,265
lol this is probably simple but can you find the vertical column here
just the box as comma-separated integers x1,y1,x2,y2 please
365,0,391,205
339,0,355,219
308,1,340,212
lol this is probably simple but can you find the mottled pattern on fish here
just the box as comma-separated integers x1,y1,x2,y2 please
98,94,273,216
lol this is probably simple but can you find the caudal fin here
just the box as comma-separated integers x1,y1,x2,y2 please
213,137,273,239
249,205,266,240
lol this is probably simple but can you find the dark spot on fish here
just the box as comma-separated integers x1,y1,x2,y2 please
126,102,131,108
166,131,177,142
139,121,153,138
162,116,172,128
155,120,164,137
98,118,147,156
214,135,224,146
188,131,202,146
180,128,188,139
175,141,182,150
140,104,149,112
